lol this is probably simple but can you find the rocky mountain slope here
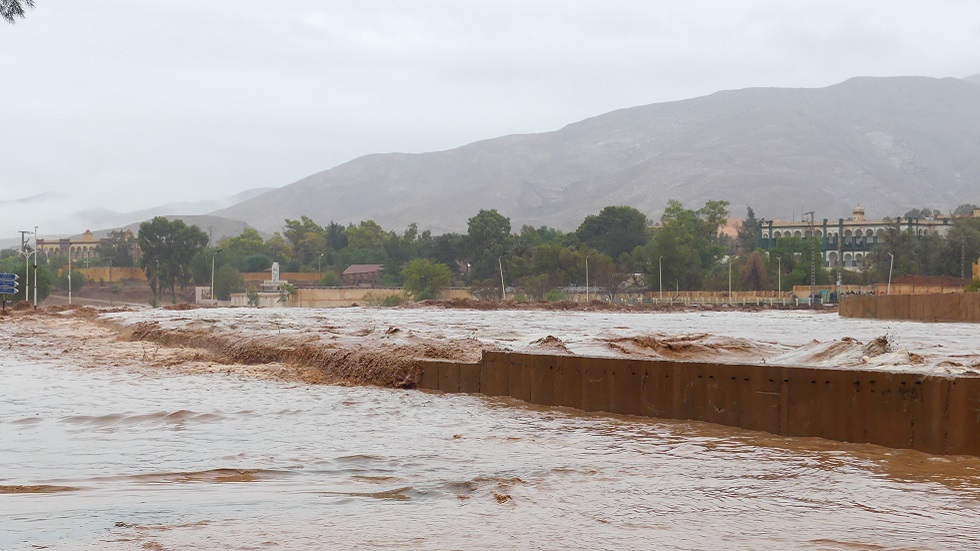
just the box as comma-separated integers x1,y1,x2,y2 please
213,75,980,233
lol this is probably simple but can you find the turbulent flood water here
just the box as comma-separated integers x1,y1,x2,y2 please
4,354,980,550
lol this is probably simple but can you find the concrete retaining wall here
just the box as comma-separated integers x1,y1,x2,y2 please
841,293,980,322
418,351,980,456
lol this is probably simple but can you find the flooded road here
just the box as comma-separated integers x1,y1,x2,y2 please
4,352,980,550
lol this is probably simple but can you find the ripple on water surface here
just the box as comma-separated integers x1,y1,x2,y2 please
2,357,980,550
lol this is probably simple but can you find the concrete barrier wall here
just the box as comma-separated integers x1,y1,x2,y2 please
418,352,980,456
841,293,980,322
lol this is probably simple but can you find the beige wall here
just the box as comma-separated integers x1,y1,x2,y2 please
241,272,322,284
840,293,980,322
77,267,146,282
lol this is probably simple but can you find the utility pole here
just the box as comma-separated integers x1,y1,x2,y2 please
33,225,38,308
804,211,816,306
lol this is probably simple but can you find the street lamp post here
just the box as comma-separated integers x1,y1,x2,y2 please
777,256,782,299
658,255,664,301
887,252,895,295
498,254,507,301
68,247,72,305
18,232,33,304
728,257,732,299
32,225,38,308
211,249,223,302
585,253,594,302
108,258,113,306
318,253,324,277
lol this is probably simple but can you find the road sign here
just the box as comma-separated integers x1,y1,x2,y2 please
0,284,18,295
0,273,18,282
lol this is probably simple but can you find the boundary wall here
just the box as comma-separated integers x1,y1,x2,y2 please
841,293,980,322
418,351,980,456
77,267,146,282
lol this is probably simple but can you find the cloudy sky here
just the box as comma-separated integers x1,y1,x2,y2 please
2,0,979,239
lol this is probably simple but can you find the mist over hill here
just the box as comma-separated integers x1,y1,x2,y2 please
205,75,978,233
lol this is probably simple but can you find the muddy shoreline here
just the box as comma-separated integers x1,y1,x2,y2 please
3,303,976,389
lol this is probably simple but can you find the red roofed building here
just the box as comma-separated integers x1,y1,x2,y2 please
342,264,385,286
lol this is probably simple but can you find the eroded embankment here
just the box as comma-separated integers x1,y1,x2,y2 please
119,319,482,387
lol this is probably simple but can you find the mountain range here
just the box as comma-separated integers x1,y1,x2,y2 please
7,73,978,251
211,74,980,234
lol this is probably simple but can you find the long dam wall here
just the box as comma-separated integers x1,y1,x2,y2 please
840,293,980,322
418,351,980,456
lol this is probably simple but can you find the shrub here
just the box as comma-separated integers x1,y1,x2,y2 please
545,288,566,302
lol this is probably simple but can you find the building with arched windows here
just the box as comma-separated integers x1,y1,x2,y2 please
759,206,966,270
35,229,101,260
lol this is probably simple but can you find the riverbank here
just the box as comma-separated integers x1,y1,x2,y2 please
3,305,978,389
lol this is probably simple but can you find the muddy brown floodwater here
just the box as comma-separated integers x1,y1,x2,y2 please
2,307,980,550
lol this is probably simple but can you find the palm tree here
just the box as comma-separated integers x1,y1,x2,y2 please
2,0,35,24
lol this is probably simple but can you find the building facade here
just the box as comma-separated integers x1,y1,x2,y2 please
35,230,100,260
759,206,963,270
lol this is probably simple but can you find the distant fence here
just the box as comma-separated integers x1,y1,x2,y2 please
417,351,980,456
840,293,980,322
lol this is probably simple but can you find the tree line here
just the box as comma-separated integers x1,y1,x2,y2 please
3,201,979,305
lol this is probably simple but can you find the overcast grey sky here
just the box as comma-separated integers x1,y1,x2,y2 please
2,0,979,238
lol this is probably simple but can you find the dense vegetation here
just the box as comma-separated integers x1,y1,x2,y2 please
3,201,978,305
185,201,980,301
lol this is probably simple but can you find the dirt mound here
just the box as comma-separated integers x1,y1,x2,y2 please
164,303,202,311
606,333,779,362
123,320,484,388
862,335,891,357
12,300,33,311
529,335,573,354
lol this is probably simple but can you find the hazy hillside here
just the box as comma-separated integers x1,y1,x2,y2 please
964,74,980,86
74,187,274,234
91,215,264,244
214,76,980,233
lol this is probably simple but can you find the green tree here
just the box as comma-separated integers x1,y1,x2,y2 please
1,0,33,24
735,207,761,255
401,258,452,300
575,206,649,259
138,217,210,304
283,216,327,266
213,264,243,300
0,255,50,304
319,270,343,287
421,233,467,274
94,230,136,267
54,267,85,293
241,253,273,273
467,209,511,278
346,220,390,251
263,232,292,263
904,208,940,220
219,227,265,268
740,251,769,291
953,204,979,216
518,225,564,247
634,199,730,290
